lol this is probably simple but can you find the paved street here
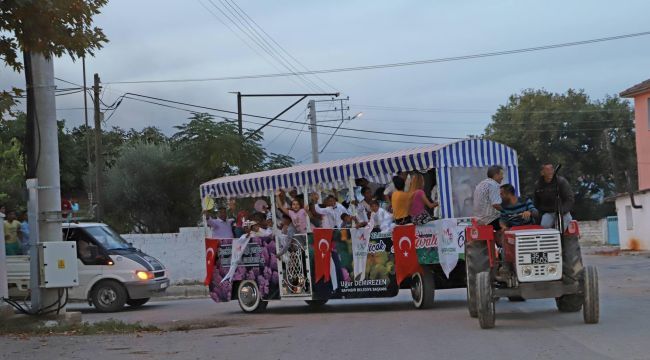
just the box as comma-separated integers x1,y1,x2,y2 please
2,254,650,360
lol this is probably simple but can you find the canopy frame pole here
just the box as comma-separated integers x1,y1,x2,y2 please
269,190,278,239
304,185,311,233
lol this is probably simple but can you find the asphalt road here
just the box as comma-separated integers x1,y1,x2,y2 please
2,254,650,360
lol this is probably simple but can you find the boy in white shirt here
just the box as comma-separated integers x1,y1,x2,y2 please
369,200,394,233
313,195,349,229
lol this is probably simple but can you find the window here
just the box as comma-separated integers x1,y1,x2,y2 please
625,205,633,230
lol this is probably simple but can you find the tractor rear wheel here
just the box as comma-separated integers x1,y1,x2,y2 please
583,266,599,324
557,235,585,312
477,271,495,329
465,240,489,318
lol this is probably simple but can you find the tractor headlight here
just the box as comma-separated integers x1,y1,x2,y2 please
522,266,533,277
547,265,557,275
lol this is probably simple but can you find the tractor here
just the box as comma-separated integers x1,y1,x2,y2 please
464,168,599,329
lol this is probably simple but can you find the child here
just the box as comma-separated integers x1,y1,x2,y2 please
277,197,308,233
369,200,394,233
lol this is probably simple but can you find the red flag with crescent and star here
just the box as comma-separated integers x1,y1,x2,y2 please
392,224,422,285
313,228,334,283
204,238,220,285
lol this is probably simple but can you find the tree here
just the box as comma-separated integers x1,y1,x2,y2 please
103,142,195,233
484,89,636,220
0,0,108,120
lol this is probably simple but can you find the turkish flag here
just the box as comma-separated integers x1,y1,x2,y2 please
204,238,220,285
393,224,422,285
313,228,334,283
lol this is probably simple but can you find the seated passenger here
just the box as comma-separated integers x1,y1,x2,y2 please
499,184,539,229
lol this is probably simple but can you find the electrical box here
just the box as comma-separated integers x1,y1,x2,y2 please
38,242,79,288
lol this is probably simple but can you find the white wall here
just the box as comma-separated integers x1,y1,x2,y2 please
615,192,650,250
122,220,608,285
122,227,207,285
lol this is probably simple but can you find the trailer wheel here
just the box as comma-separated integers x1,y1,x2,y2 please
583,266,599,324
465,240,489,318
237,280,268,313
411,270,435,309
477,271,495,329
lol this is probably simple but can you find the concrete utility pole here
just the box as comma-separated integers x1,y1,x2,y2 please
237,92,243,137
93,73,103,220
29,52,63,312
0,212,7,301
308,100,319,163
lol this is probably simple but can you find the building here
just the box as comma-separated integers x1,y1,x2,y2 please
616,80,650,250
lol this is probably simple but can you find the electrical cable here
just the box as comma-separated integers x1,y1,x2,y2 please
118,95,432,144
104,30,650,85
219,0,328,93
120,92,462,140
198,0,317,92
227,0,338,92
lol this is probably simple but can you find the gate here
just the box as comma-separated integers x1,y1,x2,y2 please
606,216,619,245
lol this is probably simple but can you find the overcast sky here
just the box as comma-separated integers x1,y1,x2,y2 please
3,0,650,163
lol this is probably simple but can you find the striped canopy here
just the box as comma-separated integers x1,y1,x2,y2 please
200,139,518,214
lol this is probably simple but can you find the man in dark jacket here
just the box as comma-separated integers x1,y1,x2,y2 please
534,163,574,231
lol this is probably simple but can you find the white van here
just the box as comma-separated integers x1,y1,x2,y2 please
7,222,170,312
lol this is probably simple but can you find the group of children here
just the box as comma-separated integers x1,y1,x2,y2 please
204,172,441,240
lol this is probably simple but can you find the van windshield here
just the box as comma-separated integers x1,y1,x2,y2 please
83,226,132,250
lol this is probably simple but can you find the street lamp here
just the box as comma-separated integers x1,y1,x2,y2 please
319,111,365,153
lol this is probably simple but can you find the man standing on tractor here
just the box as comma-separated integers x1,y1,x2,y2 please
534,163,574,231
472,165,505,231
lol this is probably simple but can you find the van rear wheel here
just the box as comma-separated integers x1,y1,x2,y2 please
91,280,127,313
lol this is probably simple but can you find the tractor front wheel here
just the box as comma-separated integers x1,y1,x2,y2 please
583,266,599,324
465,240,489,318
476,271,495,329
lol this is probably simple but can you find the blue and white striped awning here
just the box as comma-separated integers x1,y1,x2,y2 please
200,139,518,202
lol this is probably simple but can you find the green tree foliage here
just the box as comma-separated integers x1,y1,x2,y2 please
102,142,195,233
0,0,108,120
0,138,24,210
485,89,636,220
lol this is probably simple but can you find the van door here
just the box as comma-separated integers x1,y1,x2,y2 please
63,228,107,300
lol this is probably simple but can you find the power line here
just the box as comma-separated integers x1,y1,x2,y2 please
217,0,326,93
202,0,321,93
115,94,434,145
120,92,462,140
226,0,337,92
104,30,650,85
197,0,311,92
351,104,633,114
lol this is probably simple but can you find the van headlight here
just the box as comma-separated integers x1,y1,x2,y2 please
136,270,154,280
522,266,533,277
547,265,558,275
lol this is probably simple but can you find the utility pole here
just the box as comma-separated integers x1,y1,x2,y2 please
82,58,93,207
308,100,319,163
237,92,243,137
93,73,103,220
29,52,64,312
